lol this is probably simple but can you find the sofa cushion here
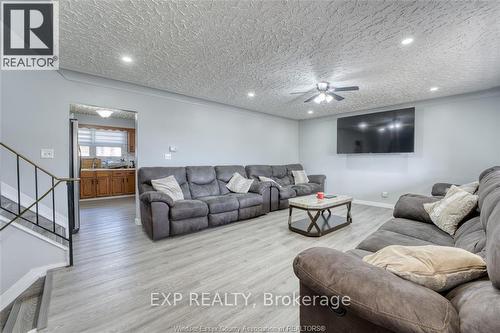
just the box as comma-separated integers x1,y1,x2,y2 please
169,200,208,220
186,166,220,199
215,165,247,195
278,185,296,199
393,194,439,223
230,192,263,208
271,165,292,186
199,195,239,214
292,183,321,196
446,279,500,333
380,218,454,246
138,166,191,199
245,165,272,180
357,218,455,253
454,216,486,253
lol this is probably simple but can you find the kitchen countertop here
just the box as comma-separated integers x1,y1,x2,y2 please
81,168,135,171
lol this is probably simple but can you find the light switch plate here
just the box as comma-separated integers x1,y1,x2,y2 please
164,153,172,160
41,148,54,159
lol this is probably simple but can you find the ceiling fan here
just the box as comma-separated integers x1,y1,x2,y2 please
291,81,359,103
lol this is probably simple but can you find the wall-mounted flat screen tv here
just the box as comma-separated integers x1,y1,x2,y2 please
337,107,415,154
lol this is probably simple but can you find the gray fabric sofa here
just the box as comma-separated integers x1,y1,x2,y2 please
246,164,326,210
293,166,500,333
138,165,271,240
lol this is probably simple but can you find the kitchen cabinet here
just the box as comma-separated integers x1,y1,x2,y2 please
128,129,136,153
96,171,112,197
80,169,135,199
80,171,96,199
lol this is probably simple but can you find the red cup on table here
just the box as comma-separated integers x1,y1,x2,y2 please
317,192,324,199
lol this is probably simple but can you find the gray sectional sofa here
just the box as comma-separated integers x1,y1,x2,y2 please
138,164,326,240
293,166,500,333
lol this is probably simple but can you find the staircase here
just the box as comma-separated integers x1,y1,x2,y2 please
0,142,78,332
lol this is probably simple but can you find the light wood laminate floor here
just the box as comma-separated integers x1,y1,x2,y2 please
43,197,393,332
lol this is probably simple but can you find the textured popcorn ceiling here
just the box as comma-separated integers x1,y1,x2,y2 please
60,0,500,119
71,104,136,119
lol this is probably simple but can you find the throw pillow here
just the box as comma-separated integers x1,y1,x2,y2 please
457,181,479,194
151,175,184,201
424,185,478,236
292,170,309,185
226,173,254,194
363,245,487,292
258,176,282,188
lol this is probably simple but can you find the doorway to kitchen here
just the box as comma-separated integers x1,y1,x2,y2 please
69,104,137,235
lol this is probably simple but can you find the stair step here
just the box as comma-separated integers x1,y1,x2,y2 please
0,195,67,246
1,274,55,333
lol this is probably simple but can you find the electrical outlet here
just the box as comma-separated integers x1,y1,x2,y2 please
164,153,172,160
41,148,54,159
381,192,389,198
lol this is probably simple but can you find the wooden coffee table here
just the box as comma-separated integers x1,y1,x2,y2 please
288,194,353,237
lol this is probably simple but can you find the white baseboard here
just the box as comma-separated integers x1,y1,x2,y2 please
353,199,395,209
1,182,67,228
134,217,141,226
0,262,66,311
80,194,135,202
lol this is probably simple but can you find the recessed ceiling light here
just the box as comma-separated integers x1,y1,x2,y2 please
430,87,439,92
96,109,114,118
307,110,314,114
401,37,414,45
358,122,368,129
378,127,386,133
121,55,133,63
247,92,255,98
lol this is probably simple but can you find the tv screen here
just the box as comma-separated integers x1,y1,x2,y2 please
337,108,415,154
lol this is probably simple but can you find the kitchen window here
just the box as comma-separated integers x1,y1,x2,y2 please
78,127,128,157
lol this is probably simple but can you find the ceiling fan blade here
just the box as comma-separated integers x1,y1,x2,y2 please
332,86,359,92
304,94,319,103
290,91,311,95
331,93,345,101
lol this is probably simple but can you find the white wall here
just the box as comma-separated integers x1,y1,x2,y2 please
299,89,500,205
1,70,299,220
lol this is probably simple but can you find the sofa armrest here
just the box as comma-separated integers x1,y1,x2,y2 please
393,194,439,223
431,183,456,197
140,191,174,207
293,247,459,333
249,181,271,194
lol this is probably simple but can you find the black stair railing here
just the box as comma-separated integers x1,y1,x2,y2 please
0,142,79,266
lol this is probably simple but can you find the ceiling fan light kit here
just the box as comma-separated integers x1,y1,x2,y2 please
292,81,360,104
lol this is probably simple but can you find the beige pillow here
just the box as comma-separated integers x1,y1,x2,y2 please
363,245,487,292
151,175,184,201
226,173,254,194
424,185,478,235
292,170,309,185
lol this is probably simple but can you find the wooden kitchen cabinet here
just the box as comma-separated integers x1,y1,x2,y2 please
128,129,136,153
96,171,112,197
125,171,136,194
80,171,96,199
80,169,135,199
